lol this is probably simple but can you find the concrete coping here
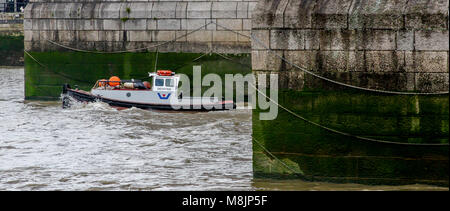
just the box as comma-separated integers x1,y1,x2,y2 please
25,1,258,20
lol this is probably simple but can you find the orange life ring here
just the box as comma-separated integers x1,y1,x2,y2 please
157,70,172,76
98,79,107,87
108,76,121,86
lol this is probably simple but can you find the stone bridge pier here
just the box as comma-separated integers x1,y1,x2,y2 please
251,0,449,186
251,0,449,92
23,0,257,99
24,0,257,54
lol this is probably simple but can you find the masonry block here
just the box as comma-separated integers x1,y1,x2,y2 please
187,2,212,19
157,19,181,30
181,19,206,30
151,2,177,19
415,30,449,51
405,51,449,73
212,2,237,18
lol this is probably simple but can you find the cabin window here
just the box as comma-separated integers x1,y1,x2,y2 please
165,79,174,87
155,78,164,86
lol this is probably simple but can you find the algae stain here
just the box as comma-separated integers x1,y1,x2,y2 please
414,95,420,115
410,117,421,133
442,120,449,134
123,53,133,79
281,158,304,175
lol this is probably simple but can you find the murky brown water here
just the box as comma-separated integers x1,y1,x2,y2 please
0,68,447,191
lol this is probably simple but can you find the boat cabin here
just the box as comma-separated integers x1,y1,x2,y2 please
149,70,179,92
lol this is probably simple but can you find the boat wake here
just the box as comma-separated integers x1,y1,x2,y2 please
60,94,117,112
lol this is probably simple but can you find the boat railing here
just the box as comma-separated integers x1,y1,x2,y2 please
92,79,122,90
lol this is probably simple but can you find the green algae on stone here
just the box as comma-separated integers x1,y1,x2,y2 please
0,35,24,66
252,89,449,186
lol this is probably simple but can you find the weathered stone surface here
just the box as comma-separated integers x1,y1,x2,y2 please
98,30,122,42
252,50,283,71
102,19,121,30
78,30,99,42
24,30,34,41
237,2,249,19
238,30,251,42
313,0,352,29
99,3,121,19
248,1,258,19
318,29,356,51
129,30,152,42
39,3,56,19
31,19,39,30
153,30,176,42
205,19,217,30
405,51,449,73
25,0,257,54
213,31,238,42
405,0,449,30
23,19,32,30
175,31,187,42
217,19,242,31
147,19,157,30
181,19,206,30
212,2,237,18
176,2,188,18
363,51,405,72
157,19,181,30
252,0,289,28
187,30,213,42
284,0,315,29
349,0,407,29
285,50,319,72
304,30,320,50
414,30,449,51
58,30,76,42
252,0,449,92
251,30,269,50
321,50,360,73
415,73,449,92
54,4,68,19
270,29,304,50
355,30,396,50
396,30,414,51
187,2,212,19
127,3,152,19
151,2,177,19
123,19,146,30
80,3,96,19
56,19,75,31
243,19,251,30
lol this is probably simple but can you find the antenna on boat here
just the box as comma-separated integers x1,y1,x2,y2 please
154,50,158,72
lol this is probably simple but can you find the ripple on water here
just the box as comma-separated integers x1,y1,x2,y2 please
1,68,253,191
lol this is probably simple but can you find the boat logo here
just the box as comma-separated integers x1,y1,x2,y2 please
126,92,131,97
157,93,171,100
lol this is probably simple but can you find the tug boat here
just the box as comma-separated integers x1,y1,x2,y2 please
62,70,235,111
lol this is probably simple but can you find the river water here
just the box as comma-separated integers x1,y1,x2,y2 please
0,68,446,191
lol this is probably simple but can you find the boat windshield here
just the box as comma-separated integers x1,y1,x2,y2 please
165,79,174,87
155,78,164,86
